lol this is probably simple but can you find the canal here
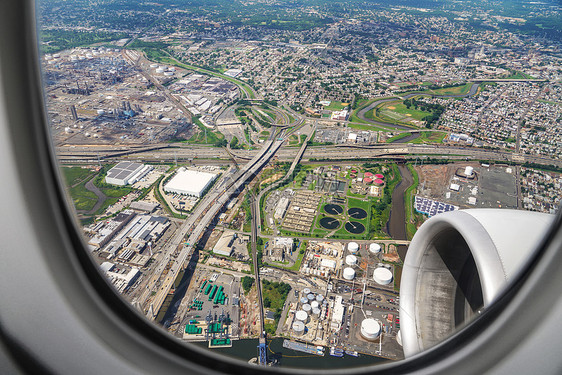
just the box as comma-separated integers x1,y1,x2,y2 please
194,338,388,369
386,164,414,260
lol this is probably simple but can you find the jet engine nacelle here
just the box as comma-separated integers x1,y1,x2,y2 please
399,209,554,357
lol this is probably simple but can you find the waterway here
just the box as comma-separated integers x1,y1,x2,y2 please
194,338,388,369
386,164,414,260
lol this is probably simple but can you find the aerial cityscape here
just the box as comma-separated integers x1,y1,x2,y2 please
40,0,560,368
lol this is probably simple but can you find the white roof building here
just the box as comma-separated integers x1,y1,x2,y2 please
105,162,153,186
164,168,217,198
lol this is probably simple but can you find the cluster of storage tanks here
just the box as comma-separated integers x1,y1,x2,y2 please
150,63,176,76
342,242,388,283
292,288,328,336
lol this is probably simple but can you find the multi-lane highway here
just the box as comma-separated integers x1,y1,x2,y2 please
58,142,562,169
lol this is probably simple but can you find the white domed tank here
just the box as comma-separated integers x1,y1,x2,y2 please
465,166,474,177
295,310,309,323
292,321,305,336
303,303,312,312
300,297,308,304
96,109,105,115
303,288,311,295
164,71,174,76
155,68,165,74
346,254,358,266
311,301,319,309
370,243,381,254
360,318,381,341
316,294,324,303
348,242,359,253
312,307,321,316
307,293,315,301
150,63,158,68
373,267,393,285
343,267,356,280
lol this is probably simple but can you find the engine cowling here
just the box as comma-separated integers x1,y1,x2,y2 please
399,209,554,357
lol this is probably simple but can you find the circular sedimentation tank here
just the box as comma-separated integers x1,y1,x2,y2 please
373,267,393,285
361,319,381,341
346,222,365,234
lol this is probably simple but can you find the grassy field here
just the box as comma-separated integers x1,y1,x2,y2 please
188,117,225,145
383,102,431,121
505,71,534,80
430,83,473,96
61,166,95,187
324,101,348,111
69,183,98,211
404,163,420,240
410,131,447,144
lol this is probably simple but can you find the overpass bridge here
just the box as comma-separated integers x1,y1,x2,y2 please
148,138,284,321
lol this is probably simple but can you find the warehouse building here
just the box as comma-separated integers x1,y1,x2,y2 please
105,161,153,186
164,168,217,198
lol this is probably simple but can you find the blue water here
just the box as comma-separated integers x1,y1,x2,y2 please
194,338,388,369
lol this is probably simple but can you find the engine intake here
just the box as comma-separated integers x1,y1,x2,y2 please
399,209,553,357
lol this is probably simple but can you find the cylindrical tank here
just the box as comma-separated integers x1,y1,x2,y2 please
343,267,356,280
303,303,312,312
311,301,319,309
164,71,174,76
465,166,474,176
312,307,321,316
348,242,359,253
370,243,381,254
292,321,305,335
97,109,105,115
155,68,165,73
295,310,308,323
307,293,315,301
346,254,358,266
303,288,311,295
373,267,393,285
360,319,381,341
316,294,324,303
300,297,308,304
150,63,158,68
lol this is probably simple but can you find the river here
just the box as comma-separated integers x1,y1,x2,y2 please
386,164,414,260
194,338,388,369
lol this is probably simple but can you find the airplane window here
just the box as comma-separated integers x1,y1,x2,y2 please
34,0,561,371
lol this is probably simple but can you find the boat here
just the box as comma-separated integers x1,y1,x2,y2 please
283,339,325,356
329,346,344,357
345,350,359,357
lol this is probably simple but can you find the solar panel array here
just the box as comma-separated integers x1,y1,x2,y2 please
414,196,458,217
106,161,144,181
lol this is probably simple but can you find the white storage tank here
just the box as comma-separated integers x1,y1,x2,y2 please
307,293,315,301
348,242,359,253
96,109,105,115
369,243,381,254
316,294,324,303
312,307,321,316
303,304,312,313
464,166,474,176
360,318,381,341
343,267,356,280
345,254,358,266
292,321,305,335
303,288,311,295
295,310,308,323
150,63,158,68
300,297,308,304
311,301,319,310
373,267,393,285
155,68,165,73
